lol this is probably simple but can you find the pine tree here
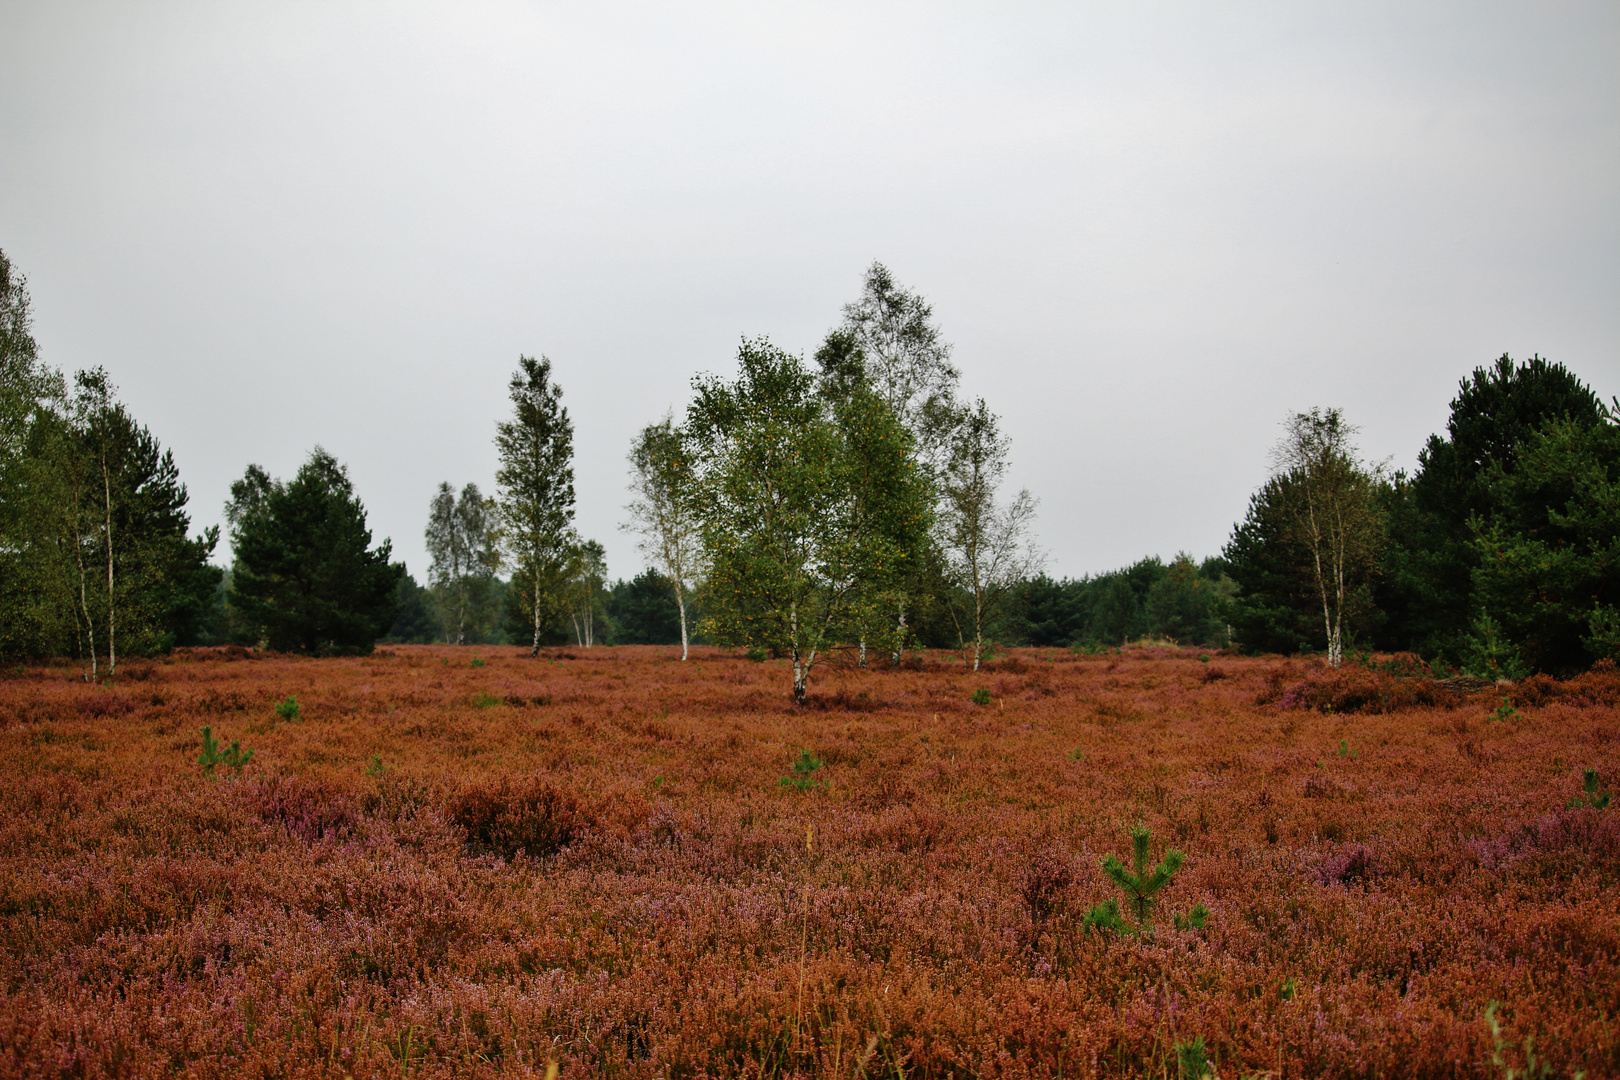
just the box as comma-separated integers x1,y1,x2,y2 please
226,449,401,654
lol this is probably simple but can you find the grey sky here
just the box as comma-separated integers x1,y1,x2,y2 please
3,2,1616,585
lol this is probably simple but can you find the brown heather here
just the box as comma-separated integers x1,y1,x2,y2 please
1,646,1616,1078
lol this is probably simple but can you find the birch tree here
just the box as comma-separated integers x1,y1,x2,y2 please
938,398,1043,671
819,262,963,656
1270,408,1385,668
494,355,576,657
686,339,863,705
622,414,704,660
425,481,496,645
565,537,607,647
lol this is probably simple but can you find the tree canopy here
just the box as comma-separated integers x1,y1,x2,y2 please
226,449,402,654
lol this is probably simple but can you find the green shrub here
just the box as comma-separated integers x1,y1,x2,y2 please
1174,1035,1215,1079
197,726,254,778
779,750,826,792
970,687,992,706
1568,769,1611,810
274,696,300,721
469,655,486,668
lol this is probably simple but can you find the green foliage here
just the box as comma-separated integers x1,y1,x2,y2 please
274,696,300,721
469,655,485,668
381,572,439,644
1568,769,1611,810
1469,416,1620,675
778,750,826,792
1080,897,1127,935
1173,903,1210,931
226,449,403,655
1174,1035,1215,1079
1083,826,1205,937
425,481,500,646
1227,409,1385,665
1014,556,1234,650
1463,610,1533,680
687,339,922,702
1,278,220,664
495,355,577,656
1379,354,1608,665
472,692,502,708
606,569,687,645
1491,698,1520,724
970,686,991,705
197,726,254,777
1337,739,1359,759
364,754,389,777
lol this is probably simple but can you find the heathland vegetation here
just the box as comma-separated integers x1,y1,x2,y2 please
2,245,1617,1076
2,645,1616,1076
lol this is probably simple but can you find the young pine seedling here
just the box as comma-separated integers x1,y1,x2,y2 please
274,696,300,721
779,750,826,792
1082,825,1207,936
469,655,486,668
197,726,254,778
1337,738,1359,760
970,686,992,706
1174,1035,1216,1080
364,754,389,777
1567,768,1611,810
1491,698,1520,724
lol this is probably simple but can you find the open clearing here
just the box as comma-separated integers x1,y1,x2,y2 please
2,646,1616,1078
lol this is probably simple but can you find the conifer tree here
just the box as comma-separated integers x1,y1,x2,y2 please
227,449,401,654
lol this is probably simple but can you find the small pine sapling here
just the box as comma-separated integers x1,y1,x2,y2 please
1491,698,1519,724
1567,769,1611,810
274,696,300,721
1082,825,1208,936
779,750,826,792
1174,903,1210,930
470,655,486,668
365,754,389,777
1174,1035,1215,1079
970,687,992,706
1337,738,1359,760
197,726,254,777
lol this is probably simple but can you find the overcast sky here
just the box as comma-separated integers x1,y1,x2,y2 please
2,1,1616,583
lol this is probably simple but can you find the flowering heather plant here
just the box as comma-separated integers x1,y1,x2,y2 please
0,643,1616,1077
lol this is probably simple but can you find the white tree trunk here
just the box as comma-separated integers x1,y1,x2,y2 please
675,581,689,662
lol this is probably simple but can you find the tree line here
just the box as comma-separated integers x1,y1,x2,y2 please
3,244,1613,688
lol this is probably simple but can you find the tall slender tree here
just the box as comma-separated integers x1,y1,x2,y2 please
1269,408,1385,668
938,398,1043,671
494,355,576,657
425,481,496,645
623,414,704,660
819,262,964,655
567,537,608,647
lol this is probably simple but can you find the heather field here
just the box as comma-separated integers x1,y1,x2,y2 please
2,647,1617,1079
